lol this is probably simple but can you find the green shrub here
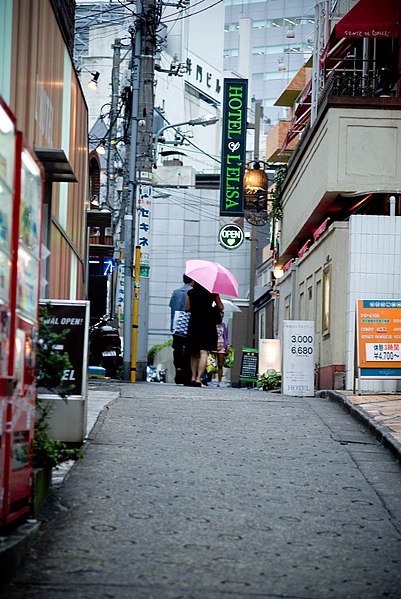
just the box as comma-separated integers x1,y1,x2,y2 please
257,370,281,391
147,338,172,365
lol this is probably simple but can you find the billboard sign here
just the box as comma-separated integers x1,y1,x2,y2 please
220,79,248,217
356,299,401,379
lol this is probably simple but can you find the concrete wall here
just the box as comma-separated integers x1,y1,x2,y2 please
276,222,349,389
281,107,401,253
277,216,401,391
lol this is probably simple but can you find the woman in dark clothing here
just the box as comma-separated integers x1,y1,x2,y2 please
186,282,224,386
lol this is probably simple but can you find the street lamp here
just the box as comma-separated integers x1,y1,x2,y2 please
243,159,269,226
152,114,219,167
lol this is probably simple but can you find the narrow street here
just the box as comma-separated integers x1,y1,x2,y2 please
3,382,401,599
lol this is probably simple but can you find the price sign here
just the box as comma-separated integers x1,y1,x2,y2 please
356,299,401,379
282,320,314,396
290,334,314,356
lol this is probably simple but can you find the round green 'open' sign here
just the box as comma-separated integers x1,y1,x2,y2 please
218,223,244,250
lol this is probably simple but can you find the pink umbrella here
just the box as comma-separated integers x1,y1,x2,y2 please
185,259,239,297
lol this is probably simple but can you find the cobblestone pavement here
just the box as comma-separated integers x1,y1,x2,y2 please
2,382,401,598
345,393,401,445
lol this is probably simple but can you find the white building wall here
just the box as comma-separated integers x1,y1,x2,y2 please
149,188,251,349
346,215,401,392
276,222,349,378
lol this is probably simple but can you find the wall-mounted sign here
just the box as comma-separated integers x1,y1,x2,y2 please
220,79,248,217
185,51,222,103
218,223,244,250
356,299,401,380
282,320,314,396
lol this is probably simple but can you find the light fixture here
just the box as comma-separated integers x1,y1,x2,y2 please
87,71,100,91
286,23,295,38
189,114,219,126
243,160,268,197
243,159,269,225
153,116,219,167
278,56,286,72
273,266,284,279
95,139,106,155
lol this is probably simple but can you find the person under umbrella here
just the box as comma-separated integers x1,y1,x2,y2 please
185,282,224,387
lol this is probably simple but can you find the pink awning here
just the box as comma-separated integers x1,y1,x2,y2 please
335,0,400,39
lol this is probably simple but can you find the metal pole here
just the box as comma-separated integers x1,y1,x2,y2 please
108,39,121,319
248,102,261,349
123,6,142,380
131,245,141,381
106,39,121,212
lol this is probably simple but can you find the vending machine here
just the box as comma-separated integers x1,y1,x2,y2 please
5,135,43,525
0,98,17,525
0,98,44,526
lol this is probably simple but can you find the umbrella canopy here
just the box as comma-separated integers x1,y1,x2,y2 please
185,259,239,297
222,299,242,314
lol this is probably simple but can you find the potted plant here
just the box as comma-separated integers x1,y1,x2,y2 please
32,306,83,514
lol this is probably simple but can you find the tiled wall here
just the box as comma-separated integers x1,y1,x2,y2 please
346,214,401,391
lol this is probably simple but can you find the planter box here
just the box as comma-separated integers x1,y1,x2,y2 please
32,467,52,517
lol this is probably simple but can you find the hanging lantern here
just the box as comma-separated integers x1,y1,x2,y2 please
243,160,269,225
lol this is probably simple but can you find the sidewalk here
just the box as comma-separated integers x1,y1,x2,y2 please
1,381,401,597
1,382,401,592
323,389,401,462
0,383,121,588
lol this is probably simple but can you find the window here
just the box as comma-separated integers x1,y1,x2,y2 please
223,48,239,58
224,22,239,32
322,264,331,336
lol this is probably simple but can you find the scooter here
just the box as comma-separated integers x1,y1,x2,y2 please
89,315,122,378
146,364,167,383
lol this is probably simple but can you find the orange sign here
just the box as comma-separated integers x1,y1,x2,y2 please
356,299,401,379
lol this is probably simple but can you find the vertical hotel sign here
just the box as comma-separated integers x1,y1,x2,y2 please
356,299,401,379
220,79,248,217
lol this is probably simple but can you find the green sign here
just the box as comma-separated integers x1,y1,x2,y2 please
218,223,244,250
240,347,259,382
140,265,150,278
220,79,248,217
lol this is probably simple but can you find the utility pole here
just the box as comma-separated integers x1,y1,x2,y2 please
106,38,121,213
108,38,121,319
135,0,157,381
122,6,142,380
122,0,157,381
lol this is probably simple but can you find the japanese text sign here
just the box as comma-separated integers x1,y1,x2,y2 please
356,299,401,379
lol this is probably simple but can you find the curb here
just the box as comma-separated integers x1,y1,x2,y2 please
0,521,40,590
320,390,401,462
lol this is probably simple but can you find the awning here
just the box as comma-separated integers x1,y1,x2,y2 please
34,148,77,183
335,0,400,39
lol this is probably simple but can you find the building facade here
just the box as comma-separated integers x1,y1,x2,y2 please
0,0,89,300
269,0,401,392
223,0,316,143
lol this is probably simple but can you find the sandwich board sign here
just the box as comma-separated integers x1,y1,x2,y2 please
282,320,314,396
